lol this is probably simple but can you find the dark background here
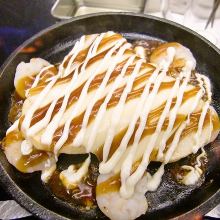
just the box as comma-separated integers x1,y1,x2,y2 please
0,0,57,65
0,0,57,218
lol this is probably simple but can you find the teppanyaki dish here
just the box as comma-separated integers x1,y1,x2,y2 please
1,31,220,220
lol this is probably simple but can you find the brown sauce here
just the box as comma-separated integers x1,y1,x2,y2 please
133,39,163,61
16,76,34,98
181,110,210,138
16,150,49,172
56,86,199,156
97,33,122,51
96,174,121,195
52,79,179,148
8,93,23,123
40,66,58,81
48,161,98,208
63,47,89,68
28,36,126,96
3,131,23,147
16,66,58,98
30,59,136,126
96,160,142,195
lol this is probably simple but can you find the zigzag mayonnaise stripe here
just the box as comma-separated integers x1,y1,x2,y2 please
26,36,88,137
122,68,205,198
41,67,80,145
22,35,89,134
99,47,175,175
63,35,85,77
54,36,125,154
73,40,129,149
100,56,140,162
193,74,212,153
99,59,144,174
156,61,195,160
40,33,106,148
120,47,176,197
87,55,136,153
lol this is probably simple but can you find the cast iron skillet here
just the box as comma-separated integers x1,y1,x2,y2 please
0,12,220,220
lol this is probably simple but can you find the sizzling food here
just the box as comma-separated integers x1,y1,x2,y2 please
2,32,220,220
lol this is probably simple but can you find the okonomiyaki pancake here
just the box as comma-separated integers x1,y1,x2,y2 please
2,31,220,220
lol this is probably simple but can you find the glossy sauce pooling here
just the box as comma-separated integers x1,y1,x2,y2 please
16,150,49,172
48,161,98,208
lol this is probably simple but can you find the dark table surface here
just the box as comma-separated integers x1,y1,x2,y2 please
0,0,57,218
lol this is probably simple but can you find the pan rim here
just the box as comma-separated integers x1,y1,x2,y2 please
0,12,220,220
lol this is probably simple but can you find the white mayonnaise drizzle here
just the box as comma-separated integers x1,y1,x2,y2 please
60,155,91,189
73,39,128,148
135,71,206,195
99,47,175,176
116,75,179,197
141,75,204,191
25,65,54,97
87,54,136,152
27,34,106,147
193,74,212,153
22,35,87,135
120,47,176,198
53,33,110,153
164,87,204,164
100,55,139,163
99,59,144,174
135,71,206,196
157,61,194,160
54,36,124,154
41,67,80,146
63,35,85,77
181,147,206,185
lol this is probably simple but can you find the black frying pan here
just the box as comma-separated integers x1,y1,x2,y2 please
0,12,220,220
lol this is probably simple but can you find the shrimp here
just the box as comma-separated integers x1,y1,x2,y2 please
14,58,50,98
96,173,148,220
3,121,56,173
150,42,196,70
